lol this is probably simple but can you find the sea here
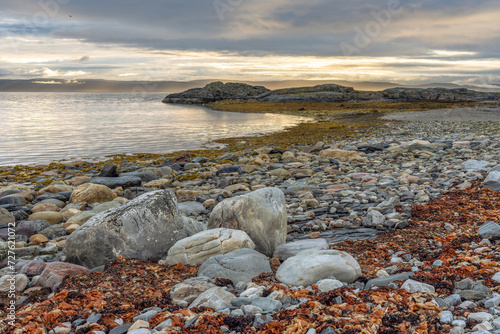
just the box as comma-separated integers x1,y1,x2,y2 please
0,92,310,166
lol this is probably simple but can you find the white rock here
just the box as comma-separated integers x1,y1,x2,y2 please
208,187,287,257
51,322,72,334
493,272,500,283
276,249,361,286
188,287,235,311
316,279,344,293
452,320,467,328
484,171,500,183
467,312,494,323
169,276,216,304
160,228,255,266
472,322,493,331
0,274,29,292
493,317,500,329
440,311,454,324
401,279,435,294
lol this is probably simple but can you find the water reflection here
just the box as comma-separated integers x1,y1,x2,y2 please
0,93,310,166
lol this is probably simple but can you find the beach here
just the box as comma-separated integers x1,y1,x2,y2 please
2,102,500,333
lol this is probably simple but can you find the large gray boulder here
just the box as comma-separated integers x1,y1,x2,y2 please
163,81,270,104
63,190,204,268
208,187,286,257
276,249,361,286
198,248,272,284
159,228,255,266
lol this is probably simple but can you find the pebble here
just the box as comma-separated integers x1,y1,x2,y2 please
3,116,500,333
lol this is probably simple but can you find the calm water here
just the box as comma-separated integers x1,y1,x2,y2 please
0,93,309,166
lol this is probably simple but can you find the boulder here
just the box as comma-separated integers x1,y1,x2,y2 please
169,276,216,304
163,81,270,104
99,162,119,177
198,248,272,284
188,287,235,311
208,187,287,257
276,249,361,286
160,228,255,266
63,190,204,268
37,262,90,289
273,239,329,261
70,183,117,204
85,176,142,189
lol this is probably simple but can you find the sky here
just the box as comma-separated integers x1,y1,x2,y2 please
1,0,500,87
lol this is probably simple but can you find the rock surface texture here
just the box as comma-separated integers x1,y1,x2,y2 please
159,228,255,266
64,190,204,268
208,187,287,257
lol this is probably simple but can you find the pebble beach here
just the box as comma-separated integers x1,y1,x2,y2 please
2,104,500,334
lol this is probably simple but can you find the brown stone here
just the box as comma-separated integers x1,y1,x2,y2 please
31,203,61,213
69,183,117,204
27,211,64,224
37,262,90,288
29,234,49,245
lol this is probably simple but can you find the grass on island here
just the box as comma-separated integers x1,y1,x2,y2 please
1,100,498,185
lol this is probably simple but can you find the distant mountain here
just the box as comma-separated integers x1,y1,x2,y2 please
0,78,499,93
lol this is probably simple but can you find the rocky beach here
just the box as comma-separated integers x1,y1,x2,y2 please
2,83,500,334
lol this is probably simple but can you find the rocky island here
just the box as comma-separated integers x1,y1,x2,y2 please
1,87,500,333
163,81,500,104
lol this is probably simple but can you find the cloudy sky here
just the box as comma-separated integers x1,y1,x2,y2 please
1,0,500,86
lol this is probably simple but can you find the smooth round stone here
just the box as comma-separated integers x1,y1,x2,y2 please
27,211,63,225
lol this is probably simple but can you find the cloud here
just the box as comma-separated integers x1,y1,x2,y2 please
77,55,90,62
0,0,499,83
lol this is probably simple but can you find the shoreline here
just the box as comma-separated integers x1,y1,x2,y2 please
2,101,500,333
1,100,493,179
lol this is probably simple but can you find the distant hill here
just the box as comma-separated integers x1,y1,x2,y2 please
0,78,499,93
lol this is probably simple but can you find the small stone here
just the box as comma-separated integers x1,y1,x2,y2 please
440,311,454,324
401,279,435,294
253,314,273,328
320,327,336,334
456,278,474,290
128,320,150,331
449,327,464,334
478,221,500,238
188,287,235,311
86,313,102,324
317,279,344,293
109,324,132,334
459,290,487,301
133,310,158,322
29,234,49,245
251,297,282,312
0,274,29,292
444,294,462,307
242,305,263,315
467,311,494,322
